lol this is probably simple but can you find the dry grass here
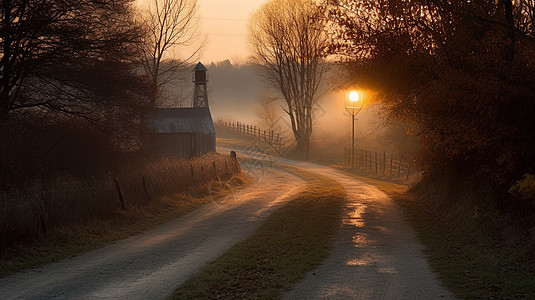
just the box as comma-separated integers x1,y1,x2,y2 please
341,169,535,298
397,179,535,299
172,168,346,299
0,153,242,275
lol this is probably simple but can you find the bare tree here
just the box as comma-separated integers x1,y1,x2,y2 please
249,0,329,160
254,92,281,131
141,0,204,107
0,0,147,124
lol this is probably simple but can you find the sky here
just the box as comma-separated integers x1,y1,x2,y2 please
136,0,268,64
196,0,269,63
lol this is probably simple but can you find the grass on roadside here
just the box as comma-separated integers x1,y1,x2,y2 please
394,185,535,299
0,175,248,277
171,168,346,299
340,169,535,299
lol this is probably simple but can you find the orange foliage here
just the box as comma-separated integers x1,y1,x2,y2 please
326,0,535,189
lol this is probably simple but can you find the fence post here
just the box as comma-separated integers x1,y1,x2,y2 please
112,178,126,211
407,161,411,180
142,176,149,202
375,152,378,175
390,153,394,176
383,151,386,175
398,159,402,177
357,149,360,169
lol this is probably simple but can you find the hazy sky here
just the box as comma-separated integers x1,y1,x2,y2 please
196,0,268,63
137,0,268,63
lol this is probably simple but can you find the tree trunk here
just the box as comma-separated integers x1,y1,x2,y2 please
1,0,12,117
503,0,515,61
295,136,310,160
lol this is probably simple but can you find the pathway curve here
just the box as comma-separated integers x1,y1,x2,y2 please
224,145,454,299
279,160,454,299
0,168,303,299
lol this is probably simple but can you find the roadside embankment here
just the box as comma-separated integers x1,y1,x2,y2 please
0,152,243,277
348,171,535,299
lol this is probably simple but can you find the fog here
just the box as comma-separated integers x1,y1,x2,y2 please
162,60,418,160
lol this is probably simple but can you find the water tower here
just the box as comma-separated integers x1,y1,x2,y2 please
193,62,208,108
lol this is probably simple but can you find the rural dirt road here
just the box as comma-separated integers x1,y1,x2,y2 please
278,161,454,299
0,144,454,299
229,146,454,299
0,166,303,299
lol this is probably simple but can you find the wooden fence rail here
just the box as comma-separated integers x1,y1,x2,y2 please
344,147,415,180
216,121,283,150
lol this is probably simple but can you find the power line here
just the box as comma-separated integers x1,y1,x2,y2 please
195,17,248,22
206,33,244,37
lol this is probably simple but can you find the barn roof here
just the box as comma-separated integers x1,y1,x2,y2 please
149,107,215,134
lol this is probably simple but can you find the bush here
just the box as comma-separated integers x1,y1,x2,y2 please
509,174,535,205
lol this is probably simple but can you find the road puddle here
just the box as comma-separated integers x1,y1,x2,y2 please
342,204,366,227
352,233,369,247
346,253,380,267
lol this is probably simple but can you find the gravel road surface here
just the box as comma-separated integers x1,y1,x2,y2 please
1,144,454,299
0,167,303,299
274,160,454,299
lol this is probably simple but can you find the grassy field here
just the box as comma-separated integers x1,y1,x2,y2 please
0,153,244,277
171,167,346,299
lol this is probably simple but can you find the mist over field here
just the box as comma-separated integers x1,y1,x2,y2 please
167,60,419,159
3,1,534,298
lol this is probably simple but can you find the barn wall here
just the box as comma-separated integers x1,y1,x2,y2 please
154,132,215,160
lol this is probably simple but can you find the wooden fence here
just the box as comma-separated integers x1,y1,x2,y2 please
345,147,416,180
217,121,283,150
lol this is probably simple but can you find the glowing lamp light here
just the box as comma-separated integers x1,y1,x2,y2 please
349,91,359,103
346,90,363,110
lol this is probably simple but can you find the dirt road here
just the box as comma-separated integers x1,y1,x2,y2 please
229,146,454,299
0,168,303,299
279,162,454,299
1,145,453,299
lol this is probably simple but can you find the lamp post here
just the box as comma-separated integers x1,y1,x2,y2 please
345,90,363,169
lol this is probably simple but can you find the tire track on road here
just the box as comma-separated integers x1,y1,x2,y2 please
0,168,303,300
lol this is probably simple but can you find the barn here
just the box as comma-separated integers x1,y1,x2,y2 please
148,62,215,160
149,107,216,159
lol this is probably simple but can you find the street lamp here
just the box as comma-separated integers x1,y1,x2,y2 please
345,90,364,169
